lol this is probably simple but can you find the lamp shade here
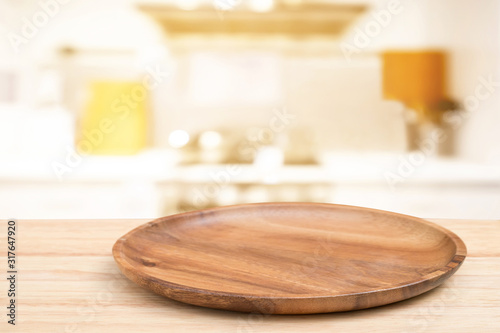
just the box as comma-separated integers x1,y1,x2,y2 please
382,51,447,118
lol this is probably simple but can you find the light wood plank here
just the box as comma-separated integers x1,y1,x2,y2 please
0,218,498,332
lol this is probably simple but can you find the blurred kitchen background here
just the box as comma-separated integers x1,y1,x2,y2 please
0,0,499,219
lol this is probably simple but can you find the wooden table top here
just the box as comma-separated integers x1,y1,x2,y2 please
2,218,499,332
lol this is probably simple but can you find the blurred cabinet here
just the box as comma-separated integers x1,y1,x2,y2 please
331,183,500,219
1,160,499,220
0,180,160,219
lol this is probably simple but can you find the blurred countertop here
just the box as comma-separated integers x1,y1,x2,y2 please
1,149,499,186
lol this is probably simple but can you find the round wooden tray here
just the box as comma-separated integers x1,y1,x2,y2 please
113,203,466,314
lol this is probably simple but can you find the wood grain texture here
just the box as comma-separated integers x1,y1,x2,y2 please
1,217,498,333
112,203,466,314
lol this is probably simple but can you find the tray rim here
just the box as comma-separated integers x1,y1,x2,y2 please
113,202,467,303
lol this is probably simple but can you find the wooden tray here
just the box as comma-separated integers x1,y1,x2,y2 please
113,203,466,314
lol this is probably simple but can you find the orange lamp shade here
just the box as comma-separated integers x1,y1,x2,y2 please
78,81,148,155
382,51,447,114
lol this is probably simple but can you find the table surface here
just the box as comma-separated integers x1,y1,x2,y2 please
1,218,499,333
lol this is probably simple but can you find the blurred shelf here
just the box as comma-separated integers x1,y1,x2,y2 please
139,2,366,37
